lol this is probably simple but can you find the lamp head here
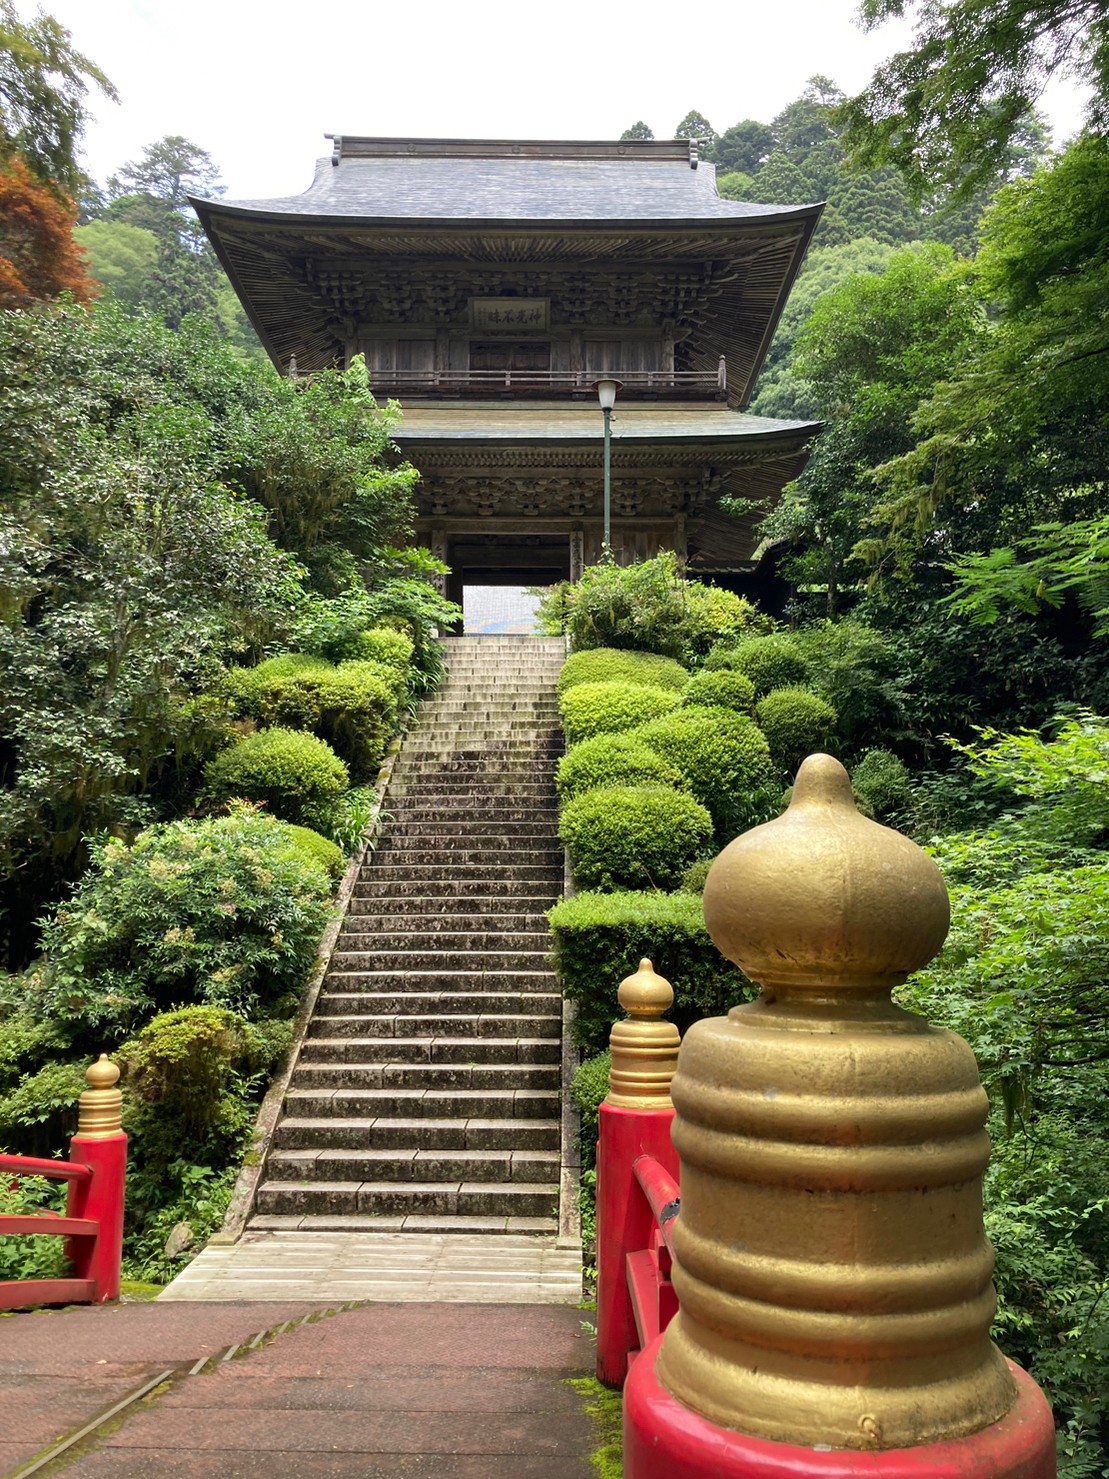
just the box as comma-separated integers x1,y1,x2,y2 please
592,377,622,411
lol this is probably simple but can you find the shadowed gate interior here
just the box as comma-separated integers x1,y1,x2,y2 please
447,535,570,634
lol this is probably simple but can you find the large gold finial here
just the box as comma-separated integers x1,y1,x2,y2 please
605,958,681,1109
76,1054,123,1139
655,754,1016,1450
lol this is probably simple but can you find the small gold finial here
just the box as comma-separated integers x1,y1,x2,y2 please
76,1053,123,1139
605,958,681,1109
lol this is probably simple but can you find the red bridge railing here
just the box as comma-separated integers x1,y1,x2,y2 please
0,1056,126,1311
594,960,681,1385
624,1156,680,1357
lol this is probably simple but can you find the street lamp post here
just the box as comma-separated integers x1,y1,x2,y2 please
593,378,622,558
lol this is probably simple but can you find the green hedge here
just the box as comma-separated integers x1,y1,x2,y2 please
756,687,838,775
681,669,757,714
851,749,913,821
705,633,811,695
560,785,713,891
630,706,775,833
204,728,349,821
224,656,398,776
559,680,681,746
282,824,345,883
557,647,689,696
556,733,687,800
548,890,751,1055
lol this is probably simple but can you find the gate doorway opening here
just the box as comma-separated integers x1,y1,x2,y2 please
446,535,570,635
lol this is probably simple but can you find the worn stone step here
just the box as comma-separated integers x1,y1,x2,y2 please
314,989,562,1018
268,1147,560,1184
272,1116,561,1152
352,880,559,902
329,949,553,974
291,1061,559,1092
371,851,562,871
386,815,559,832
255,1179,560,1219
388,806,556,823
299,1035,560,1065
283,1086,559,1119
322,968,557,990
363,864,561,883
306,1012,560,1041
335,931,550,954
344,912,550,934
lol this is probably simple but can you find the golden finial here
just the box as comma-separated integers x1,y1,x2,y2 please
76,1054,123,1139
605,959,681,1109
655,754,1016,1450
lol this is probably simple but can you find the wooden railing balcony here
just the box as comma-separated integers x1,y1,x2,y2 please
361,362,728,401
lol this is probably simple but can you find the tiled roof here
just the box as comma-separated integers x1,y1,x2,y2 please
393,402,816,442
202,138,818,225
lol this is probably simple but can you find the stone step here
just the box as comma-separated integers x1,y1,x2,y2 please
383,821,559,839
328,950,552,974
363,864,561,883
353,870,558,891
254,1179,560,1219
300,1035,560,1065
306,1012,561,1040
323,967,558,987
290,1061,559,1092
374,842,563,863
387,805,556,823
283,1086,559,1119
334,931,550,954
313,989,562,1018
273,1117,561,1152
268,1147,560,1184
343,910,551,930
352,878,559,900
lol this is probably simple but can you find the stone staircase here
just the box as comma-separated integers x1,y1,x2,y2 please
252,635,567,1234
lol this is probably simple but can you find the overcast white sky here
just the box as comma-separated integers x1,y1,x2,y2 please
23,0,1090,199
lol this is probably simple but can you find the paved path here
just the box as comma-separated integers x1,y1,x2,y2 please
0,1300,594,1478
159,1231,582,1303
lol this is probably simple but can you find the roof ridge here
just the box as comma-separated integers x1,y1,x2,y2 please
326,137,698,166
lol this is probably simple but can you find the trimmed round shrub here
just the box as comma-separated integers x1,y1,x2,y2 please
559,784,713,891
705,633,811,695
631,706,775,831
571,1051,611,1149
679,858,714,894
851,749,913,821
204,728,349,821
344,626,414,672
681,670,756,715
38,808,334,1029
223,659,397,776
556,733,687,800
557,647,689,696
281,823,345,884
559,680,681,746
756,687,838,774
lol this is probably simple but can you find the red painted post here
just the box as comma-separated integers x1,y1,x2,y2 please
596,1102,677,1384
595,959,680,1387
66,1056,126,1303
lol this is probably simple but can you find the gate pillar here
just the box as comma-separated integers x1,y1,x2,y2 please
624,753,1055,1478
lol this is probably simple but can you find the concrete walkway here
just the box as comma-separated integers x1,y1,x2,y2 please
0,1299,595,1478
159,1231,582,1304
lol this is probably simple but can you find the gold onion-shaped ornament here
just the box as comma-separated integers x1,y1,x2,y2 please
655,754,1017,1451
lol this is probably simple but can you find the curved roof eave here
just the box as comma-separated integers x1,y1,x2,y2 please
190,197,825,234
